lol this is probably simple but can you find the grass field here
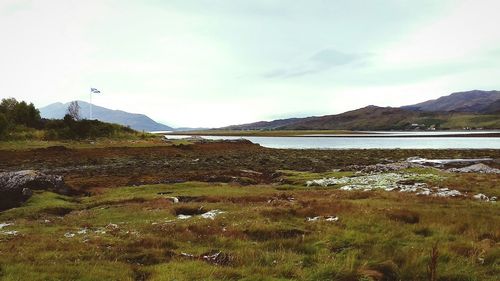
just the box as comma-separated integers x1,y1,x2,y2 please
0,168,498,280
0,137,192,150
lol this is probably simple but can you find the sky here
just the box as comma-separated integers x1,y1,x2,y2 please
1,0,500,128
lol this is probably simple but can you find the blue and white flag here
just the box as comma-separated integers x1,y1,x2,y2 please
90,88,101,94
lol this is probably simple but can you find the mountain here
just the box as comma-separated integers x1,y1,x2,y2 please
225,106,425,131
173,127,211,132
39,101,173,132
278,106,421,130
480,100,500,114
224,118,307,130
223,90,500,131
402,90,500,113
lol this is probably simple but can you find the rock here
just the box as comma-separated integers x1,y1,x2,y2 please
177,214,192,220
239,169,262,176
200,210,225,220
434,188,462,197
360,162,426,173
22,188,33,197
448,163,500,174
306,216,339,222
407,157,493,166
181,250,234,266
473,193,490,201
307,173,439,190
0,170,65,210
202,251,233,266
0,223,13,229
0,223,17,235
166,197,179,203
106,223,119,230
307,173,465,198
325,216,339,222
473,193,497,202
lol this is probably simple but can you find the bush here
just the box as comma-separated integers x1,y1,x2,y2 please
43,115,137,140
0,98,41,128
0,113,8,139
0,98,137,141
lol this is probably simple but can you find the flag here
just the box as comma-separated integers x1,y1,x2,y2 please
90,88,101,94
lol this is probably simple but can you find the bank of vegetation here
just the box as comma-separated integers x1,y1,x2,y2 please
0,98,143,141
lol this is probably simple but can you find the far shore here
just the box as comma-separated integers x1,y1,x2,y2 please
160,129,500,138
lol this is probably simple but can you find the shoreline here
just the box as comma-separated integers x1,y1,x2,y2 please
162,130,500,138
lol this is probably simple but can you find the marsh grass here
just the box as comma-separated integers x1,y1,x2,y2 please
0,175,498,280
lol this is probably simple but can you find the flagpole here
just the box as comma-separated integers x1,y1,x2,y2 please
89,88,92,120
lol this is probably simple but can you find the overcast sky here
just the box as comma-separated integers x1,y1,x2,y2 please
1,0,500,127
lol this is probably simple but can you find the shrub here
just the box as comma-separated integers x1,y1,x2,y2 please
0,113,8,139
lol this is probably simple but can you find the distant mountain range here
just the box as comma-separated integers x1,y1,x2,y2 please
223,90,500,131
40,100,173,132
402,90,500,113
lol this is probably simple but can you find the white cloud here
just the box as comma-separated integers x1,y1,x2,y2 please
1,0,499,128
380,0,500,66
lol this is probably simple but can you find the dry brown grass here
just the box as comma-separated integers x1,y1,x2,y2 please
386,209,420,224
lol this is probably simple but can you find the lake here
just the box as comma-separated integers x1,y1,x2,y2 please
165,132,500,149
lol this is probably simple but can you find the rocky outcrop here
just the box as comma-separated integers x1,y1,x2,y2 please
407,157,493,166
359,161,427,173
0,170,65,210
448,163,500,174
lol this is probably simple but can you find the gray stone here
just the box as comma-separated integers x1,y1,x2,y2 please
447,163,500,174
0,170,65,210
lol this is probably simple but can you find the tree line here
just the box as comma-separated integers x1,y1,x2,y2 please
0,98,136,140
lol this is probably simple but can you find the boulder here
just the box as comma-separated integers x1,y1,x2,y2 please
448,163,500,174
0,170,65,210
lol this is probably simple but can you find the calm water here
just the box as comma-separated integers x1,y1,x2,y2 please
165,133,500,149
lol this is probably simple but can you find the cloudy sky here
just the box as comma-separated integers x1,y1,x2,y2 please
1,0,500,127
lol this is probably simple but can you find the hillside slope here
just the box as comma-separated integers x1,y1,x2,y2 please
225,106,500,131
224,90,500,131
402,90,500,113
40,101,172,132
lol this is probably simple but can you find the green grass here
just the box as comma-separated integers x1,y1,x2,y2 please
0,191,79,219
436,114,500,129
0,137,194,150
0,174,498,280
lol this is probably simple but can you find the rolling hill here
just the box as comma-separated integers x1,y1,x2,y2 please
222,90,500,131
39,101,173,132
402,90,500,113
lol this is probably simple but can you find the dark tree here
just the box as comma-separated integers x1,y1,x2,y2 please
0,98,41,128
67,101,81,121
0,113,8,138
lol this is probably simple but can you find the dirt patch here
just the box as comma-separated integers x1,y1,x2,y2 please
1,142,499,195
